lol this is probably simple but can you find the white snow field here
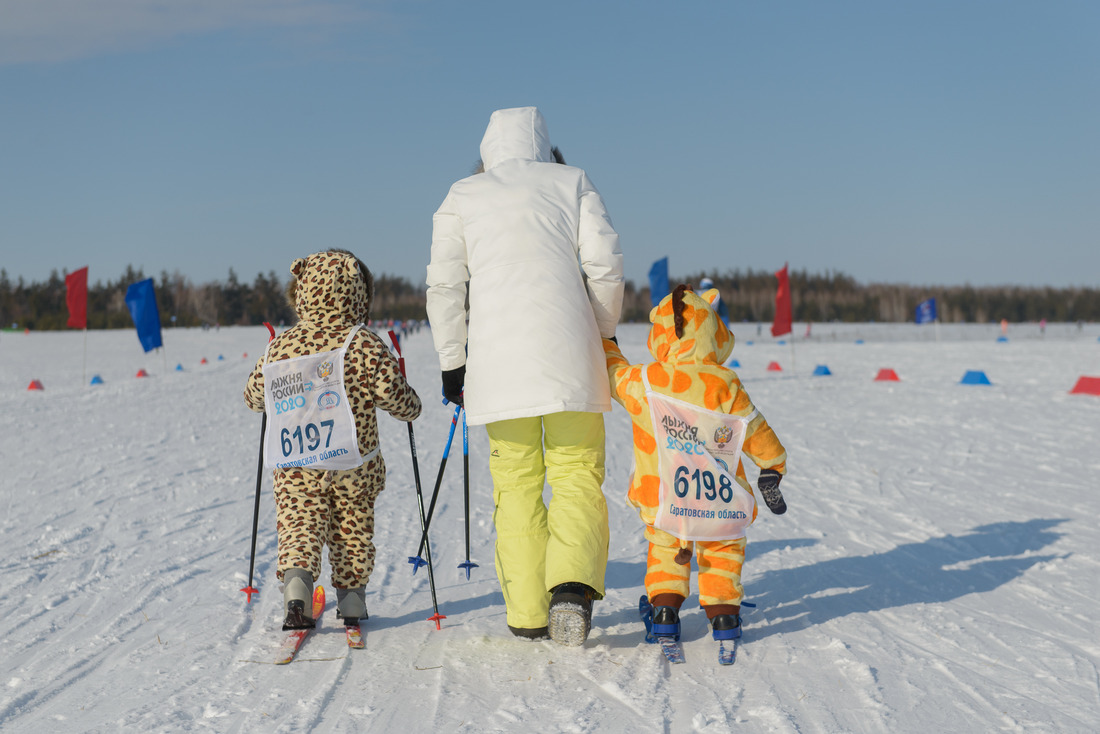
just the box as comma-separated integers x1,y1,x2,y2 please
2,321,1099,733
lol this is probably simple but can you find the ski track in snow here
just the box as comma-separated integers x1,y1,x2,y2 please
1,322,1099,733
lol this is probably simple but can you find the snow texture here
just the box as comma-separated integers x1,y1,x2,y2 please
2,321,1099,733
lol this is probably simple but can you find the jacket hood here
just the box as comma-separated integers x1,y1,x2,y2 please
647,287,734,365
290,251,371,325
479,107,553,170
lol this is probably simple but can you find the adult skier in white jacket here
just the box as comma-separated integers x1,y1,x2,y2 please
426,107,624,645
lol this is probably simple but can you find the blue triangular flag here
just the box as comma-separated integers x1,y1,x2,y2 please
648,257,670,307
124,279,163,353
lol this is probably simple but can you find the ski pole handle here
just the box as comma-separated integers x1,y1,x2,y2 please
387,329,406,377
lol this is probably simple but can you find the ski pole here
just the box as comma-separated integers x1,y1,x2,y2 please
409,402,461,572
241,321,276,603
388,330,446,629
457,408,478,580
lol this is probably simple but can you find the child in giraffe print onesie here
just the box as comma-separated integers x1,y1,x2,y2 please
604,284,788,642
245,250,421,629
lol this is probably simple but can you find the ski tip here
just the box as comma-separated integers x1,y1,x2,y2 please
428,612,446,630
240,585,259,603
457,560,479,580
718,639,738,665
408,556,427,573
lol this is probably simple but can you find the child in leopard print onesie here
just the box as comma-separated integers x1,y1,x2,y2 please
244,250,421,629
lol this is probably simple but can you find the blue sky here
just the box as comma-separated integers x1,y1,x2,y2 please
2,1,1097,290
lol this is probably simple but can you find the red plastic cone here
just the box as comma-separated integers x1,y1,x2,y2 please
136,368,149,378
875,368,900,381
27,379,44,390
767,361,783,371
1069,376,1100,396
201,357,208,364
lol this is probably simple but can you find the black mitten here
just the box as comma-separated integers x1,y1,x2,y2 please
442,366,465,406
757,469,787,515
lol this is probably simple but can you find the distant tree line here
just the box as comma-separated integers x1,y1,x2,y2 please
0,267,425,331
2,266,1098,331
623,269,1100,324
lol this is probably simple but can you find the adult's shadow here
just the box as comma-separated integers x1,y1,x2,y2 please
745,518,1068,640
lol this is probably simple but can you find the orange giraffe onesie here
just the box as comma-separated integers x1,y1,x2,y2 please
604,286,787,617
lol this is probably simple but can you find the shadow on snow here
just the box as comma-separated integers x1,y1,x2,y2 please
351,520,1066,642
744,518,1068,640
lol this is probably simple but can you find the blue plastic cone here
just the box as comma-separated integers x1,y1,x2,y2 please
90,375,104,385
960,370,992,385
812,365,832,376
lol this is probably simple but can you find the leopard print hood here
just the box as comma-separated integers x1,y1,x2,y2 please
647,286,734,366
288,251,372,326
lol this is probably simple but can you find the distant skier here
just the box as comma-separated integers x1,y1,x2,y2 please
604,284,788,644
699,276,730,326
244,250,422,630
426,106,624,645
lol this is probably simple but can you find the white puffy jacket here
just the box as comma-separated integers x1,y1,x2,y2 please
426,107,624,426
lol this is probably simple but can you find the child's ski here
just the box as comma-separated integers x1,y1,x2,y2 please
274,586,325,665
717,638,737,666
345,624,365,649
658,637,686,664
639,596,685,664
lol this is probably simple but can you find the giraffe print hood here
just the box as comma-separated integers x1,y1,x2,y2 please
647,287,735,367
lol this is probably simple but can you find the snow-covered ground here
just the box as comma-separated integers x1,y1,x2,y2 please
2,321,1099,733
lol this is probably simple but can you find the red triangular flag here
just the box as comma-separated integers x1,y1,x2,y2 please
66,266,89,329
771,263,792,338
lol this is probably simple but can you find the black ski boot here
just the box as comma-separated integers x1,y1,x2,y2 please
710,614,742,641
548,582,595,647
649,606,681,641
